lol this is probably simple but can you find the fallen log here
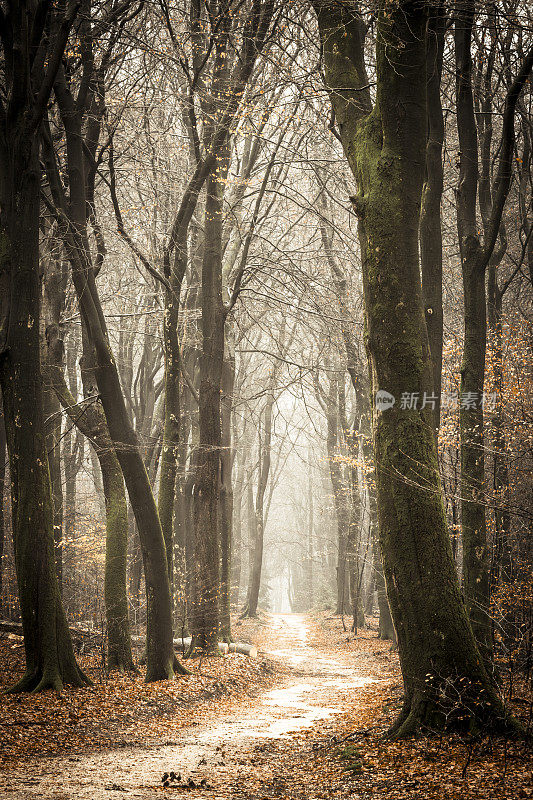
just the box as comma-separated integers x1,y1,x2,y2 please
0,621,24,636
173,637,257,658
0,621,258,659
227,642,258,657
0,620,100,644
133,636,257,666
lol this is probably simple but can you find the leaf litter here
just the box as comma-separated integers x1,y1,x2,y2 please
0,612,531,799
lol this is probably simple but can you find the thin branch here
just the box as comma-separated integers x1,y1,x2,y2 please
481,45,533,270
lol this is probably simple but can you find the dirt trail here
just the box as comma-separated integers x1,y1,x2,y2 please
0,614,385,799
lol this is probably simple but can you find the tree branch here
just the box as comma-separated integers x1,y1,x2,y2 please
481,45,533,269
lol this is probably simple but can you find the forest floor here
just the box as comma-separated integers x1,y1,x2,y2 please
0,612,531,799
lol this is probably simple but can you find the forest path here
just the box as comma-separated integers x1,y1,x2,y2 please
0,613,388,799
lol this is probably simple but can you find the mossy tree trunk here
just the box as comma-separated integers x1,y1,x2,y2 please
47,339,135,673
313,0,516,735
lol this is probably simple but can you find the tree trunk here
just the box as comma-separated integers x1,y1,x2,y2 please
158,328,179,599
454,7,492,656
0,389,7,612
0,125,87,693
62,335,82,542
174,406,192,634
191,164,226,651
244,472,258,613
487,283,511,581
319,200,378,627
454,1,533,657
158,237,188,605
373,536,395,641
129,506,143,623
364,567,375,616
419,4,445,431
314,0,513,735
42,353,63,590
219,353,235,639
42,239,68,590
49,78,176,682
324,373,349,614
100,449,135,673
244,382,275,618
47,341,135,673
231,450,245,608
342,409,365,632
459,255,491,653
307,463,314,608
362,415,393,639
89,442,106,522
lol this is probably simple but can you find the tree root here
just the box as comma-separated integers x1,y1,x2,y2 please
144,660,175,683
173,654,191,675
5,663,91,694
108,658,140,676
386,688,524,740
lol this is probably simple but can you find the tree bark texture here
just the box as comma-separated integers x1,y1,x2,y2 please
0,85,87,691
219,352,235,638
192,164,226,650
48,347,135,673
244,393,274,618
314,0,512,734
158,240,188,601
324,373,349,615
420,4,445,431
0,390,6,608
